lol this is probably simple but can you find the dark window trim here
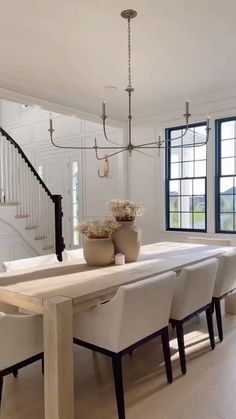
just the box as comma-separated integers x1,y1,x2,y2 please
165,122,207,232
215,116,236,234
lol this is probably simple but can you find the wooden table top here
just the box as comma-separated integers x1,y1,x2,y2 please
0,242,229,314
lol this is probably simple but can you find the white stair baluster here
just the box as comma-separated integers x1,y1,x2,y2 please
1,133,58,255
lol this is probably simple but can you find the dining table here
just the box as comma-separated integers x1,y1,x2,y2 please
0,241,231,419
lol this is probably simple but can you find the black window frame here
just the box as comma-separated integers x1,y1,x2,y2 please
215,116,236,233
165,122,207,232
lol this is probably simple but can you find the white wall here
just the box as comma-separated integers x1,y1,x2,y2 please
0,100,126,262
128,96,236,245
3,92,236,263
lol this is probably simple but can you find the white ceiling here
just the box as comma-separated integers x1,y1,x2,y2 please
1,0,236,121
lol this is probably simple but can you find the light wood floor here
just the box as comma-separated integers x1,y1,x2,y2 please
2,312,236,419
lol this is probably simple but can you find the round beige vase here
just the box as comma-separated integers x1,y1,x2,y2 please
112,221,142,263
83,237,115,266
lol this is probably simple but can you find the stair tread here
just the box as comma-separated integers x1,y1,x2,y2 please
0,202,19,206
25,225,38,230
35,236,47,240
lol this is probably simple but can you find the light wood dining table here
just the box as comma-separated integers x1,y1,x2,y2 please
0,241,230,419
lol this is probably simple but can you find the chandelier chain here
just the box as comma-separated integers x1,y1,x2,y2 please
128,18,132,88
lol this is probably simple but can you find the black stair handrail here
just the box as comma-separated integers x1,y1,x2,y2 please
0,126,65,260
0,127,53,199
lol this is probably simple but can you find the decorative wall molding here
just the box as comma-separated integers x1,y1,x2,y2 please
0,86,125,127
0,99,127,262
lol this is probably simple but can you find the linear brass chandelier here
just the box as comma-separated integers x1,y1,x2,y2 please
49,9,211,160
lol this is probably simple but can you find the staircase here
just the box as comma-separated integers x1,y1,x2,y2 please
0,127,65,260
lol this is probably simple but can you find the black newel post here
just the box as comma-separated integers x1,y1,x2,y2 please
52,194,65,261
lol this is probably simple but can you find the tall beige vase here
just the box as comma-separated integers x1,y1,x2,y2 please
83,237,115,266
112,221,142,263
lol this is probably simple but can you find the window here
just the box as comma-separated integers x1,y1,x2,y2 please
166,123,207,231
216,117,236,232
72,161,80,246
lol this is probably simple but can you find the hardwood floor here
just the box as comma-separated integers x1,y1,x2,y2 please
2,312,236,419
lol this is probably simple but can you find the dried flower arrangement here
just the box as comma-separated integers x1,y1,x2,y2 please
107,199,146,221
76,219,120,239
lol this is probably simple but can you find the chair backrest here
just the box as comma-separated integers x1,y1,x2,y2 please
170,258,218,321
0,312,43,370
62,248,84,262
3,253,59,273
188,237,231,246
102,271,176,351
0,303,18,314
213,250,236,298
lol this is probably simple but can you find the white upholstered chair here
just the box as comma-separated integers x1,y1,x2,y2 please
170,258,218,374
3,253,59,273
1,254,59,316
62,248,84,262
188,237,231,246
74,271,176,419
212,250,236,341
0,309,43,409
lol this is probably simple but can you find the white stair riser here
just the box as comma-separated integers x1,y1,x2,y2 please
0,134,55,252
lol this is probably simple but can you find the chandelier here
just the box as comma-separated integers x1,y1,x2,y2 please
49,9,211,160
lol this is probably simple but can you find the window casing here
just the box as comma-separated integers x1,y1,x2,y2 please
216,117,236,233
166,122,207,232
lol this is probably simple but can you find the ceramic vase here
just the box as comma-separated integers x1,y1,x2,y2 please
112,220,142,263
83,237,115,266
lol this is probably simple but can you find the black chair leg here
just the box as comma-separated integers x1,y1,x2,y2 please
112,356,125,419
0,375,3,410
12,369,18,378
175,322,186,375
41,356,44,375
161,327,173,383
215,299,223,342
206,306,215,349
211,302,215,314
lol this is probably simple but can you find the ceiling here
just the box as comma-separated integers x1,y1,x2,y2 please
1,0,236,121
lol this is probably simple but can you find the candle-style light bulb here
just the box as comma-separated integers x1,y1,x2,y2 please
49,113,53,128
185,100,190,116
206,116,210,130
102,101,106,119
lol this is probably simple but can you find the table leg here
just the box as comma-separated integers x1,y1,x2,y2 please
43,296,74,419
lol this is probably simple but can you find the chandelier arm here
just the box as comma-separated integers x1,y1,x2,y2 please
134,146,161,149
135,127,207,149
135,123,208,147
95,147,127,161
134,148,157,158
102,120,121,146
135,141,160,147
94,145,128,150
158,139,209,149
167,125,189,141
160,126,211,149
158,142,206,149
49,134,96,150
165,120,211,143
139,134,210,150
